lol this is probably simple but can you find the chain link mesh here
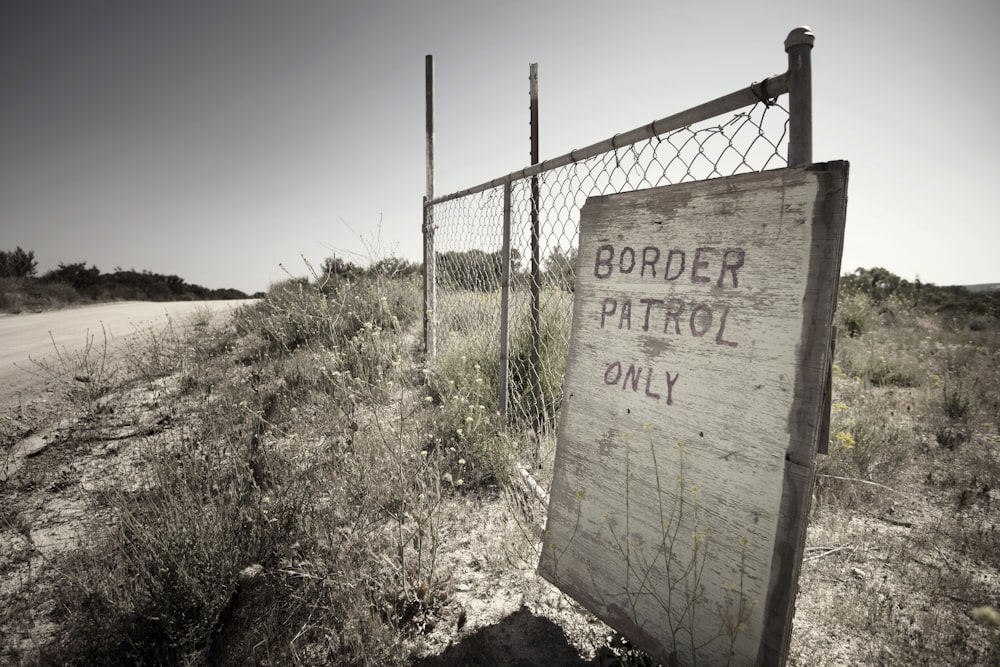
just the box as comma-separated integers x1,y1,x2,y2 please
430,101,789,438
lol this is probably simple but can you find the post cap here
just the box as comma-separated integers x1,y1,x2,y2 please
784,26,815,52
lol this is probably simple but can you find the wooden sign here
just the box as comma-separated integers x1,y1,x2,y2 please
539,162,849,666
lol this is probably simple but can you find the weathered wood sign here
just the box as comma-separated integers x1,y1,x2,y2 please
539,162,848,666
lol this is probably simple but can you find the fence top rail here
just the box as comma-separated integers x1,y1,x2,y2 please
427,72,789,207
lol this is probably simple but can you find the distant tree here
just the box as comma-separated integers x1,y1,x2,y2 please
436,248,521,291
321,255,361,279
0,247,38,278
543,245,578,291
164,274,187,296
43,262,101,294
840,267,908,303
839,267,1000,319
368,256,418,278
209,287,250,300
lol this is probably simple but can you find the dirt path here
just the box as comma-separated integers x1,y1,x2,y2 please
0,300,253,410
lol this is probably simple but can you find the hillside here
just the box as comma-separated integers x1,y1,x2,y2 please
1,266,998,665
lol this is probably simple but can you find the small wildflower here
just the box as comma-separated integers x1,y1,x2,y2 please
835,430,856,450
458,458,466,466
971,606,1000,627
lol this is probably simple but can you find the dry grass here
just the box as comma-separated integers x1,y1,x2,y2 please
1,270,999,666
794,292,1000,666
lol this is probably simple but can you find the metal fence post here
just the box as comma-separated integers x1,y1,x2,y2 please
785,27,814,167
785,27,830,458
528,63,543,432
423,196,435,359
424,55,436,359
499,180,513,419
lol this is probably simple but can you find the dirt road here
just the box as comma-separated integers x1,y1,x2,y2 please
0,300,253,406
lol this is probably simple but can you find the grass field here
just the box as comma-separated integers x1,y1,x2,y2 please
1,267,998,665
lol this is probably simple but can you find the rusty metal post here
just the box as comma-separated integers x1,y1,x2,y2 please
424,55,436,359
785,27,814,167
528,63,543,434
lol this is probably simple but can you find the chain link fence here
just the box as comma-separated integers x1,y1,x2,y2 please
426,65,802,444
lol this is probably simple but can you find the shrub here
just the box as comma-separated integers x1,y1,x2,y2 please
506,288,571,432
0,246,38,278
837,292,875,338
422,353,509,487
817,397,910,508
863,354,920,388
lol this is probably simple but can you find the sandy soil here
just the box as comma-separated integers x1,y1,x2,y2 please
0,300,253,413
0,300,253,483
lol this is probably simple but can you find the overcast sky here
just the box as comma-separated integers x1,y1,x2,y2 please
2,0,998,294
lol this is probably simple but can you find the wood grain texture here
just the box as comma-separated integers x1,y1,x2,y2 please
539,163,848,667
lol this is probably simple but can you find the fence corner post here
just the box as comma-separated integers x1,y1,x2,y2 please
785,26,814,167
424,55,436,359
